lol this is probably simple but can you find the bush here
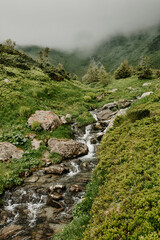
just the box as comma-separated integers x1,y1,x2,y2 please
127,109,150,122
49,152,62,164
156,70,160,78
76,112,96,127
31,121,42,131
19,106,31,117
136,57,153,79
83,96,92,102
114,60,133,79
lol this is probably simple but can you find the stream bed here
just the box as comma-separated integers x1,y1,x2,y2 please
0,105,129,240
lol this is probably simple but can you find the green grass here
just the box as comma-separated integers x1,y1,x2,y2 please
53,91,160,240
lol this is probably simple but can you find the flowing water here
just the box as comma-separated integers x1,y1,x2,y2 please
0,107,129,240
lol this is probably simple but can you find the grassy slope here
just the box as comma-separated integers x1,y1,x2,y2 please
20,25,160,77
0,45,97,195
1,44,160,239
53,80,160,239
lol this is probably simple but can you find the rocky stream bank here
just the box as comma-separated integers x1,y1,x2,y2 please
0,96,151,240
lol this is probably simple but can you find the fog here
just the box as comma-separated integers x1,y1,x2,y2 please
0,0,160,51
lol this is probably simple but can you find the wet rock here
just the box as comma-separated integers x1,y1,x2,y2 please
31,139,43,150
48,138,88,159
69,184,82,193
28,110,61,131
0,224,23,239
47,197,64,208
119,99,132,108
0,210,7,226
24,175,39,183
142,82,151,87
0,142,24,162
90,137,97,144
96,132,104,141
97,109,117,121
49,185,66,194
44,164,69,175
49,193,63,200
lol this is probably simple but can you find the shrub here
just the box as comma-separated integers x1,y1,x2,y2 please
113,115,126,128
19,106,31,117
49,152,62,164
76,112,96,127
136,57,153,79
156,70,160,78
83,96,92,102
127,109,150,122
114,60,133,79
31,121,42,131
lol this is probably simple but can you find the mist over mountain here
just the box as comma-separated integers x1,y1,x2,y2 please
21,24,160,77
1,0,160,52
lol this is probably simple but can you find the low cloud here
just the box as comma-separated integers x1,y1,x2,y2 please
0,0,160,51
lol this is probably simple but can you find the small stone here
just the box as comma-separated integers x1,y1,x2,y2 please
47,198,64,208
25,133,36,139
48,193,63,200
140,91,153,99
31,139,43,150
142,82,151,87
4,79,10,83
69,184,82,193
108,88,117,93
61,116,67,124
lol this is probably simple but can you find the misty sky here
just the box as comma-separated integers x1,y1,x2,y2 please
0,0,160,51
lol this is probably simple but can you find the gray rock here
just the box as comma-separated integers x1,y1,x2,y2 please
97,109,117,121
28,110,61,131
48,138,88,159
44,164,69,175
0,142,24,162
108,88,117,93
142,82,151,87
139,91,153,99
4,79,10,84
31,139,43,150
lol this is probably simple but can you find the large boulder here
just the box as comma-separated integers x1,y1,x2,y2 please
0,142,24,162
28,110,61,131
48,138,88,159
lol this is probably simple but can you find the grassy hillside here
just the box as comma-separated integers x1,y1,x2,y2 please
0,44,99,195
1,42,160,239
20,25,160,77
53,80,160,239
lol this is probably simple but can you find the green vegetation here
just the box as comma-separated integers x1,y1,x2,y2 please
20,24,160,77
136,57,153,80
1,36,160,240
114,60,133,79
76,112,96,127
54,90,160,240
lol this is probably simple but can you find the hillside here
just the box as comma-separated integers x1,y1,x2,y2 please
20,24,160,77
0,42,160,239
